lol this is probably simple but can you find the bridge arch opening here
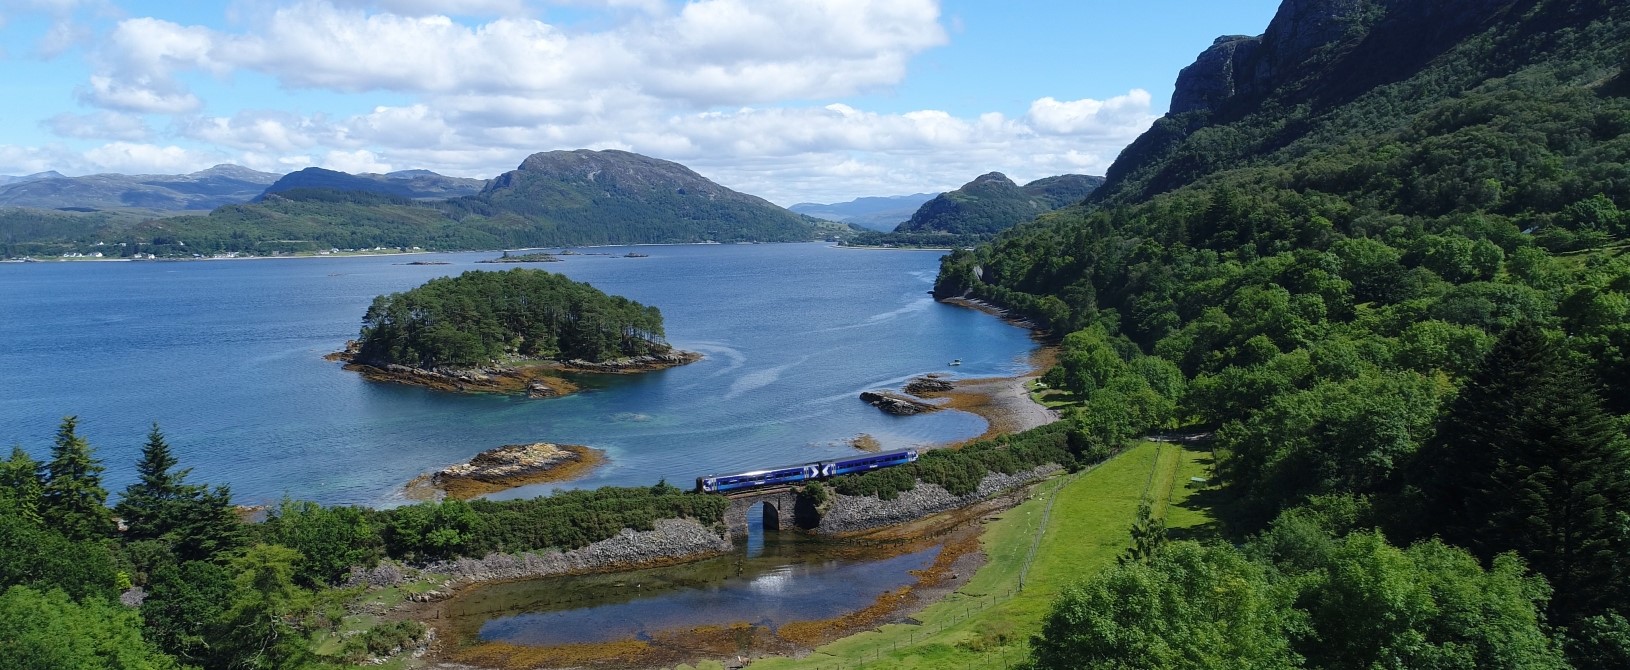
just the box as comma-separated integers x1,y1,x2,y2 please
745,501,781,558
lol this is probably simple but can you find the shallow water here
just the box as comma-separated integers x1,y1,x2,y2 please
0,243,1036,506
444,524,939,648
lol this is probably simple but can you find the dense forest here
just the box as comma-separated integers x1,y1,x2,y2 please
356,269,672,368
928,0,1630,666
846,172,1104,248
0,418,725,668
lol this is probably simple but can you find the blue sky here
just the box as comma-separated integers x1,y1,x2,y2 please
0,0,1280,204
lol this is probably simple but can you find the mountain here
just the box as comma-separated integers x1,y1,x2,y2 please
461,149,837,243
790,194,938,231
0,165,280,211
3,150,845,256
0,171,65,187
938,0,1630,654
894,172,1104,236
258,167,486,201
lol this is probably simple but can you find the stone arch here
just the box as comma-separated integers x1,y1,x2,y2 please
760,500,782,532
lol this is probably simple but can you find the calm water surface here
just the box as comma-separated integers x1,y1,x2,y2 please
0,244,1035,506
450,529,940,647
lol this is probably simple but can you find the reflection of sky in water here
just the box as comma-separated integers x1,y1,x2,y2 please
0,243,1035,506
748,568,792,595
477,547,937,646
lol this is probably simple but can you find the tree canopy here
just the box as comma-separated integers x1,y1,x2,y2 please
356,268,672,368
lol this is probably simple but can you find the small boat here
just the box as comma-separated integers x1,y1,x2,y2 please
949,359,962,366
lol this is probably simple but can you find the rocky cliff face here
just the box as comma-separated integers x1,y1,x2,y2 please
1170,35,1262,114
1169,0,1514,115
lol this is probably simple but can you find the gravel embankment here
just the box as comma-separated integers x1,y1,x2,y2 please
349,518,731,594
816,464,1061,534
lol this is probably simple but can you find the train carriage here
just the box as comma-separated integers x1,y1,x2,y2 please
696,448,920,494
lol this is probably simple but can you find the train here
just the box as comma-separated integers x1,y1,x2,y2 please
694,448,920,493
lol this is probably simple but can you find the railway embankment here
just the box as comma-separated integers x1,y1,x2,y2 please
815,464,1062,535
355,518,731,599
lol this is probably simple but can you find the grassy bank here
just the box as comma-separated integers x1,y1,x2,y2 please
733,440,1215,670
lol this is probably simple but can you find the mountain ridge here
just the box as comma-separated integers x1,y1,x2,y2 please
0,165,281,211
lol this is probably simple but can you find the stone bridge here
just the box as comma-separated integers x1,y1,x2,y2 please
723,486,819,538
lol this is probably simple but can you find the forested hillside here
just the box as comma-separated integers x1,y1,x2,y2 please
847,172,1103,247
0,150,844,256
930,0,1630,666
256,167,485,201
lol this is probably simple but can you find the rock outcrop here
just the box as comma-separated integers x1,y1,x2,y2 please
859,390,940,416
904,376,955,395
1169,0,1514,115
562,351,703,373
426,442,603,499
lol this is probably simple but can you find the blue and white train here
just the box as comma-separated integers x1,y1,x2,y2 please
695,448,921,493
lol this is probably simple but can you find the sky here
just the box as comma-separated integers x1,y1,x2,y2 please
0,0,1282,205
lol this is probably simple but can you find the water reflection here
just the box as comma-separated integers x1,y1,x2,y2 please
442,533,939,648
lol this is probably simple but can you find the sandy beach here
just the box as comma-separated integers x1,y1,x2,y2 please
916,344,1061,444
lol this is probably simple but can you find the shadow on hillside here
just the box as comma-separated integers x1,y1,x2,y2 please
1163,440,1253,544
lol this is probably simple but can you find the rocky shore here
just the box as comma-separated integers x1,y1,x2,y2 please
409,443,605,500
859,390,941,415
326,342,699,396
560,350,703,373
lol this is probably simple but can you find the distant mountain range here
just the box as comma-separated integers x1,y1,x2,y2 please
258,168,487,201
0,165,280,211
0,171,67,187
789,194,938,231
1,150,853,256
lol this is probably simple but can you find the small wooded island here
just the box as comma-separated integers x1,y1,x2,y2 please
329,268,699,395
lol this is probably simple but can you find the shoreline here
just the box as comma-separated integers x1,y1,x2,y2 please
1,240,850,265
394,297,1063,669
419,480,1042,670
327,347,701,398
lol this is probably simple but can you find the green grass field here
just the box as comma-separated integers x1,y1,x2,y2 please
729,440,1217,670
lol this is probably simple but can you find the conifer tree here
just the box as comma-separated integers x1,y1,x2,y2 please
116,423,189,539
40,416,113,541
0,446,44,522
1120,500,1169,566
1415,322,1630,622
115,423,246,561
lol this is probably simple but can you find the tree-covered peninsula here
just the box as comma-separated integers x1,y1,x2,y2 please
337,268,696,394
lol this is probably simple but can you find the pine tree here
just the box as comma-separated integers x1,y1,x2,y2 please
116,423,189,540
1120,500,1169,566
40,416,113,541
1414,322,1630,623
115,423,246,561
0,446,44,522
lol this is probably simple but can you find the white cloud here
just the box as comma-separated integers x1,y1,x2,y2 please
81,141,215,174
330,0,528,16
82,0,944,110
43,111,151,140
178,112,323,152
319,148,391,173
0,144,79,175
16,1,1166,203
1026,90,1154,136
80,75,202,114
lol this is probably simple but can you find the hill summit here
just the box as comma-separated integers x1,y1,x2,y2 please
894,172,1104,236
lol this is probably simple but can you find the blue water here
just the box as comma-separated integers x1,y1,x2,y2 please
0,243,1035,506
472,544,938,647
